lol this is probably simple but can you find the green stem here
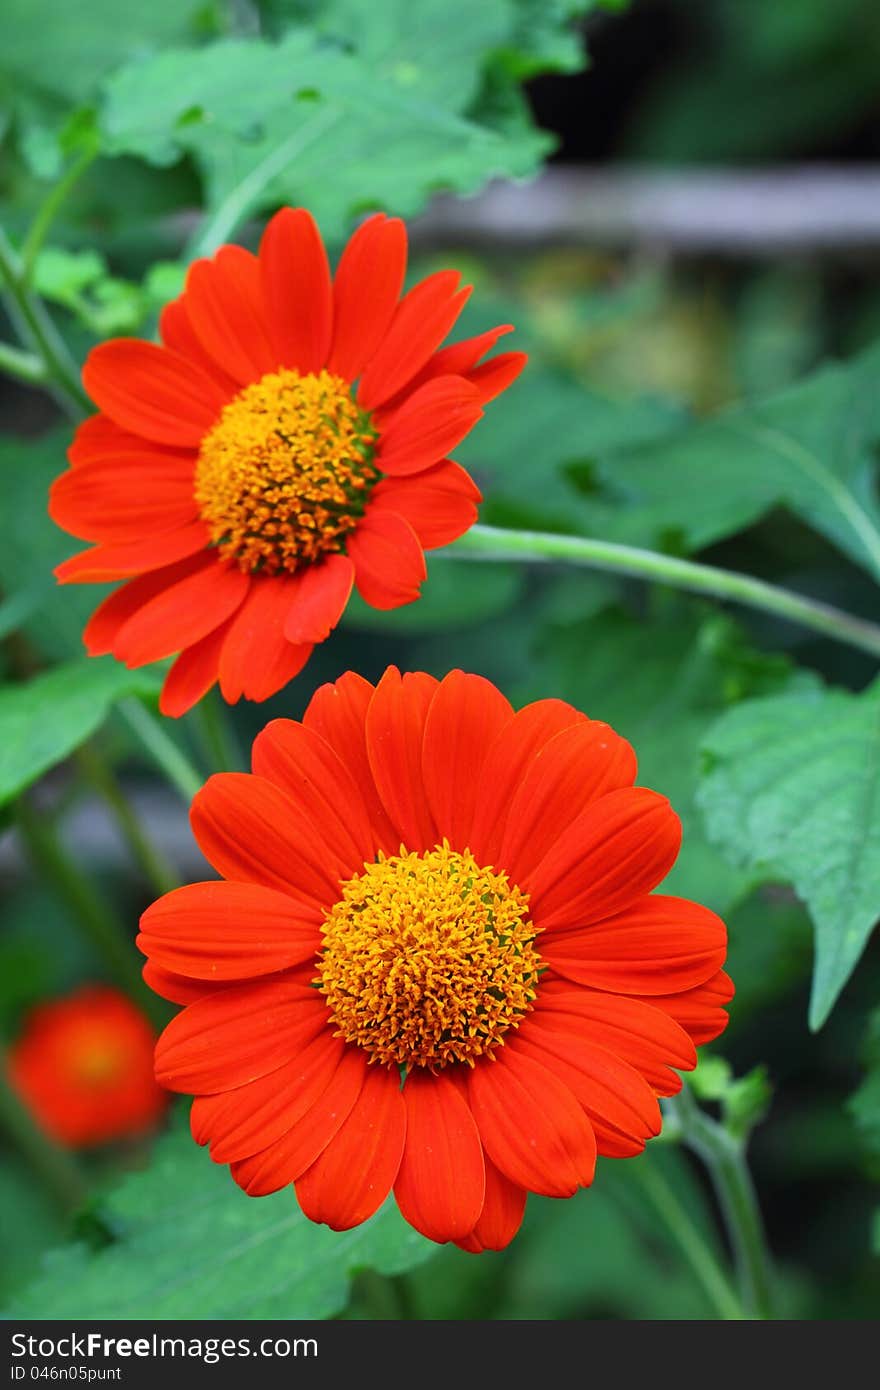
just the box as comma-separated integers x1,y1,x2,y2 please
667,1086,776,1319
631,1158,744,1320
0,225,89,416
75,744,181,897
117,697,203,803
452,524,880,661
0,1053,87,1213
20,145,99,284
188,103,343,259
0,338,47,386
13,797,168,1032
193,688,247,773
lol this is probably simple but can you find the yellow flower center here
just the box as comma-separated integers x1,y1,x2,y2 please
318,843,541,1070
195,368,379,574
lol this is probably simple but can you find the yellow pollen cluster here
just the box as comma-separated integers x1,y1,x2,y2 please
318,843,541,1070
194,368,379,573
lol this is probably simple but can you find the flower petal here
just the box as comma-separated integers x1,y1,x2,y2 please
283,554,354,645
524,787,682,931
421,670,513,850
82,554,209,656
190,771,345,908
347,507,426,610
112,554,249,667
632,969,735,1046
184,245,278,386
302,672,398,853
358,270,470,409
159,618,231,718
230,1048,367,1196
510,1025,662,1157
137,880,322,981
455,1156,527,1254
143,961,226,1005
395,326,513,402
534,985,697,1094
327,214,407,381
365,667,439,851
467,1048,596,1197
540,895,728,994
468,699,587,866
499,721,638,883
191,1029,343,1163
50,454,197,542
376,376,483,477
159,297,239,393
68,413,146,466
370,460,481,550
296,1064,406,1229
251,718,376,871
82,340,228,446
259,207,332,374
154,979,326,1093
218,575,312,704
394,1071,484,1243
467,351,528,403
55,523,209,583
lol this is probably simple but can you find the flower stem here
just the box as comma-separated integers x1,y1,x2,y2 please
74,743,181,896
630,1156,745,1320
452,524,880,661
13,797,168,1033
666,1085,776,1319
20,145,99,284
0,338,47,387
0,224,89,417
0,1052,87,1213
117,697,203,804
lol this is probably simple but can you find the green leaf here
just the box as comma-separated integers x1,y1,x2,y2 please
0,430,103,660
99,24,549,235
848,1007,880,1163
697,679,880,1029
593,344,880,575
519,605,800,915
7,1123,435,1318
0,660,159,807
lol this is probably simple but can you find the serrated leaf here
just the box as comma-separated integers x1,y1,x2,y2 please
7,1124,435,1318
99,25,548,235
697,680,880,1029
594,344,880,575
0,660,159,807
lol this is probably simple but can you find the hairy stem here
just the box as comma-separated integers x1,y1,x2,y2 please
0,225,89,416
75,743,181,897
117,698,204,804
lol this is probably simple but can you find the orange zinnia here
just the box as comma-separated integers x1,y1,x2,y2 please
138,667,732,1251
9,986,167,1148
50,210,524,716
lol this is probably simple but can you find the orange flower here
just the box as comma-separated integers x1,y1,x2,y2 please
9,986,167,1148
50,210,524,716
139,668,732,1251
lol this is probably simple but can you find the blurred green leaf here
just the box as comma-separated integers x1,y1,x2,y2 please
848,1008,880,1164
0,1159,66,1303
0,660,159,807
7,1123,435,1318
99,23,548,234
0,430,103,661
593,344,880,575
698,679,880,1029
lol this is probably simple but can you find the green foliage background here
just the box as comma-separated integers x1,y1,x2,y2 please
1,0,879,1321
